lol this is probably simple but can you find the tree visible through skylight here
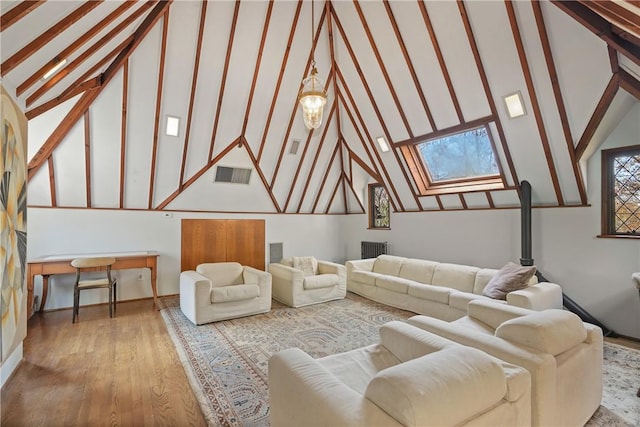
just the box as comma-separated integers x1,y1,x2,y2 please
417,127,499,182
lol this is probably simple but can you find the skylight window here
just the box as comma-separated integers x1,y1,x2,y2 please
417,126,499,182
399,123,505,196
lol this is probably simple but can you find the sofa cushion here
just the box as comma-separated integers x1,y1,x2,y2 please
467,299,533,330
431,263,479,293
495,309,587,356
398,259,438,284
448,291,495,312
406,282,451,304
280,257,293,267
482,262,537,300
375,276,411,294
473,268,499,294
210,284,260,303
197,262,244,287
303,274,337,290
293,256,318,277
364,346,507,427
350,270,380,286
372,255,405,276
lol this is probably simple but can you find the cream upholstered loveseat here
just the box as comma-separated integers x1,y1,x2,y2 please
268,256,346,307
346,255,562,321
269,320,531,427
408,300,603,427
180,262,271,325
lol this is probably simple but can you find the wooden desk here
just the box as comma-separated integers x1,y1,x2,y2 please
27,251,159,317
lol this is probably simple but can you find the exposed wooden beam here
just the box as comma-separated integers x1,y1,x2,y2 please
506,0,563,205
1,1,45,32
269,7,327,190
336,68,400,212
17,1,137,96
148,11,170,210
25,1,153,107
343,172,366,213
1,1,103,76
416,0,465,123
457,0,520,195
84,111,92,208
120,60,129,209
458,194,468,209
383,0,437,131
240,1,274,141
352,0,414,139
296,102,337,213
348,148,380,182
575,74,619,160
619,68,640,99
256,1,303,163
283,76,335,212
47,156,56,207
207,0,241,161
532,0,587,205
578,0,640,37
239,137,282,213
333,6,418,211
324,172,344,214
27,1,173,181
179,0,208,189
311,142,340,213
25,76,102,120
552,0,640,67
486,191,495,208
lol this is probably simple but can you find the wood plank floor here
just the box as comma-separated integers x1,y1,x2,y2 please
3,298,639,426
1,298,206,427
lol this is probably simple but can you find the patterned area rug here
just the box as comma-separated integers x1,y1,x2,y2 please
161,294,640,427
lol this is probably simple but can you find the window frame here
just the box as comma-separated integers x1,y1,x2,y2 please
368,183,390,230
601,144,640,238
400,123,507,196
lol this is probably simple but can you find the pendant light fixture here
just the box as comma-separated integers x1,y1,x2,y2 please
298,0,327,130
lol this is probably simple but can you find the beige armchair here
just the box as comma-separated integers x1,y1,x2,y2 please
180,262,271,325
269,321,531,427
408,300,603,427
268,256,346,307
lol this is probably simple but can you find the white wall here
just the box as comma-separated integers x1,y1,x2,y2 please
341,103,640,339
27,209,343,312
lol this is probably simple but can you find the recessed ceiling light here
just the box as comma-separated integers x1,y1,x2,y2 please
376,136,390,152
166,116,180,137
503,91,526,119
42,58,67,80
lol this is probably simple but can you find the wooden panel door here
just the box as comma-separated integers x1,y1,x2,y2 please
181,219,227,271
226,219,265,270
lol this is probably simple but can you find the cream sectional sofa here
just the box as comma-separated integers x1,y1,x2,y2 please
346,255,562,321
407,300,603,426
269,321,531,427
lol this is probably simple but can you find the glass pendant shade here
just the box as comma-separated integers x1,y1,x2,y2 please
299,67,327,130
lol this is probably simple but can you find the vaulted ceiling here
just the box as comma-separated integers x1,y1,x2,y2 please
2,0,639,214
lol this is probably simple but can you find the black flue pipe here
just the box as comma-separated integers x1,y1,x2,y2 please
518,180,616,336
520,180,534,267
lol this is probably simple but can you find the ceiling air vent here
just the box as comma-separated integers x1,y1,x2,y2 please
214,166,252,184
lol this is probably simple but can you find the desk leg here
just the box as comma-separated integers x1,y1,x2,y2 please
39,275,49,312
149,259,159,310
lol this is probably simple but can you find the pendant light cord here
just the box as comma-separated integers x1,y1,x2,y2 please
311,0,316,69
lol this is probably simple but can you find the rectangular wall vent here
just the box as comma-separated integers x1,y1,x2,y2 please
269,242,283,265
215,166,252,184
289,139,300,155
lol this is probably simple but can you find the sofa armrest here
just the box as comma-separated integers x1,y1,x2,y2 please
269,348,401,427
346,258,375,275
179,270,212,325
243,266,272,294
318,261,346,286
507,282,563,310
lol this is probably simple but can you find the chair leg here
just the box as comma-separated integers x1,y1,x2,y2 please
72,289,79,323
113,281,117,314
108,285,113,318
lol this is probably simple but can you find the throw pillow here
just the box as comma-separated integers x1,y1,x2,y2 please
482,262,536,300
293,256,318,277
